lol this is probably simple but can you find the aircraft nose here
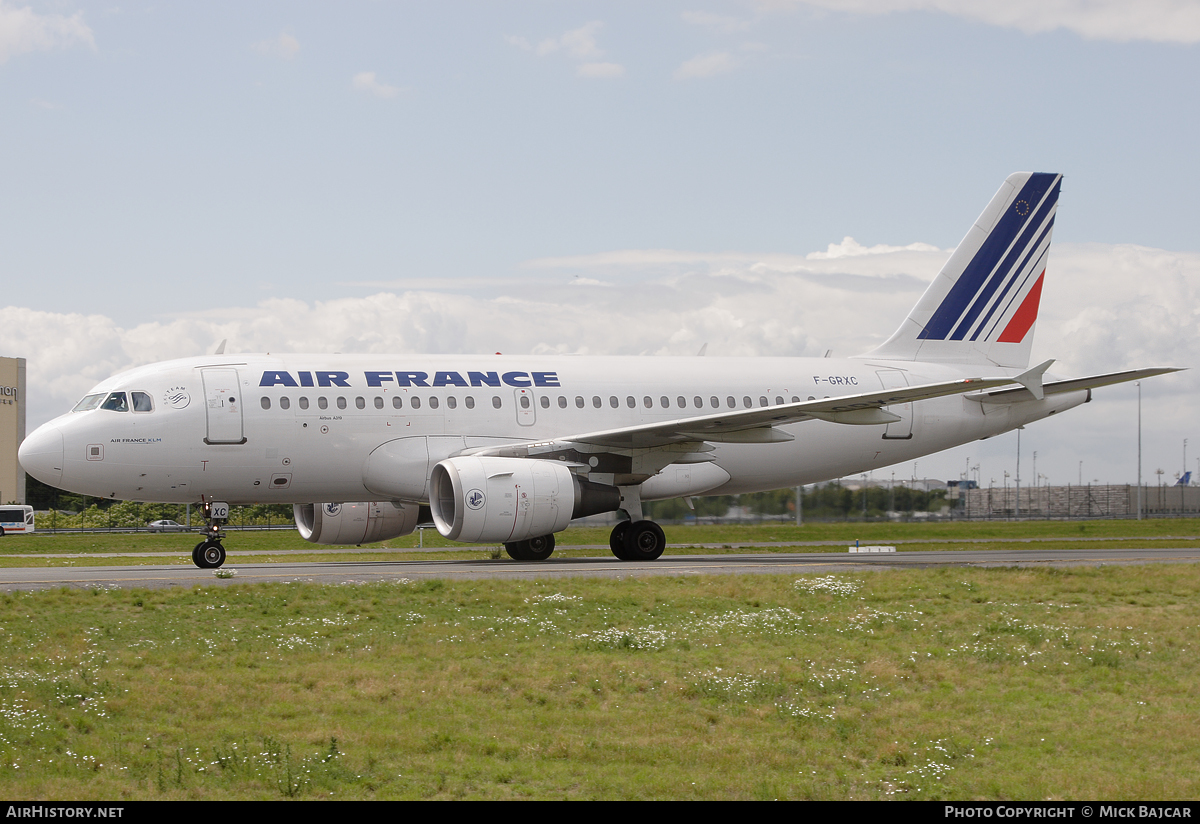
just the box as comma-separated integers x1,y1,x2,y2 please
18,424,64,487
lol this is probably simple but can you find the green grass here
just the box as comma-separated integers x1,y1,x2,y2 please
3,519,1199,568
0,565,1197,799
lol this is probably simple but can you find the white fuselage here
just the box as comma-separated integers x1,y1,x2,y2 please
20,353,1086,505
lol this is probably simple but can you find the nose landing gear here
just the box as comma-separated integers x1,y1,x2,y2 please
192,500,230,569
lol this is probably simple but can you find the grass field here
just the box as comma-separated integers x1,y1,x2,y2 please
2,518,1199,568
0,549,1197,799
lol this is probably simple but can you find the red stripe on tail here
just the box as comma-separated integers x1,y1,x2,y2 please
998,271,1045,343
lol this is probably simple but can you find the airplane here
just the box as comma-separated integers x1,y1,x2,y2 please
18,172,1180,568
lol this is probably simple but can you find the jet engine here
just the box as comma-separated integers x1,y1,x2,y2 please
430,456,621,543
294,501,421,545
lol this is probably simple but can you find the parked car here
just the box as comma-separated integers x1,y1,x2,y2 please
147,520,188,533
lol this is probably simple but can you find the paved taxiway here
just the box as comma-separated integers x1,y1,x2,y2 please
2,547,1198,591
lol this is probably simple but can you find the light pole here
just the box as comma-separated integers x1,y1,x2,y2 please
1137,381,1143,520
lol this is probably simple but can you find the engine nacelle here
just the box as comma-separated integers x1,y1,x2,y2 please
430,456,621,543
294,501,421,545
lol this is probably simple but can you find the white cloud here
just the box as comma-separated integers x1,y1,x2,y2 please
807,236,942,259
0,0,94,63
253,31,300,60
673,51,737,80
352,71,400,99
510,21,625,78
537,21,606,59
764,0,1200,44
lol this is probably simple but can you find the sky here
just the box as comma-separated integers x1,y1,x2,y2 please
2,0,1198,490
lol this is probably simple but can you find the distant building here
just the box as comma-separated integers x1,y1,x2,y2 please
0,357,26,505
962,483,1200,518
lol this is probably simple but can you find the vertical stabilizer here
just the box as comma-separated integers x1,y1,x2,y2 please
862,172,1062,368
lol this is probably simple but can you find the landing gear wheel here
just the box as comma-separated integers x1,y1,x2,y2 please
524,534,555,561
623,520,666,561
192,540,207,566
195,539,226,569
609,521,632,560
504,534,556,561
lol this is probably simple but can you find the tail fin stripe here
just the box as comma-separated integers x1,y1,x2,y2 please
948,182,1059,340
918,173,1060,341
997,270,1045,343
978,244,1049,342
968,217,1054,342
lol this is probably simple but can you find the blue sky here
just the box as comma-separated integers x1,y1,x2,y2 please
3,1,1198,488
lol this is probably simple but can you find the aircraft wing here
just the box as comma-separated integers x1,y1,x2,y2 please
479,375,1020,454
965,367,1184,404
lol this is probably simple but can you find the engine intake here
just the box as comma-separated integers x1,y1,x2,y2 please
294,501,421,545
430,456,620,543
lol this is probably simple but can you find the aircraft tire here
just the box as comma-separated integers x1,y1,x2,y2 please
191,540,206,566
196,540,226,569
524,534,555,561
504,541,530,561
609,521,632,560
623,520,666,561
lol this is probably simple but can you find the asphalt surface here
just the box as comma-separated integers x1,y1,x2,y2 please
2,546,1198,591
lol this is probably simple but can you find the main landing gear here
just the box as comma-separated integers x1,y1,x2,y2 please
608,520,666,561
191,500,230,569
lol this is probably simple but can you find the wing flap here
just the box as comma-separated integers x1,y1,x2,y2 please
965,367,1183,404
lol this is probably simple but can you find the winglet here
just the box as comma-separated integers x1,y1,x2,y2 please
1014,359,1054,401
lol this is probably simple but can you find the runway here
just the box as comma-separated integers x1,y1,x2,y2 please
2,546,1199,591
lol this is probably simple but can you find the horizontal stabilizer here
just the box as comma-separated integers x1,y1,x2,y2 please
966,367,1184,404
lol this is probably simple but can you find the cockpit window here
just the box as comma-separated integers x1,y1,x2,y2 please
72,394,105,412
100,392,129,412
131,391,153,412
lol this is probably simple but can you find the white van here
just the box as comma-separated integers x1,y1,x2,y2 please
0,505,34,535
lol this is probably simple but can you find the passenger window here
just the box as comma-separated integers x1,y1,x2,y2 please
260,397,271,410
540,396,549,409
743,396,752,408
131,391,154,412
592,396,601,408
412,397,422,409
759,396,768,407
660,396,669,408
280,397,291,410
643,396,652,408
374,397,384,409
520,396,530,409
492,396,502,409
447,396,457,409
430,396,439,409
300,397,310,410
392,396,403,409
710,396,719,408
575,396,585,408
337,397,347,410
727,396,735,408
355,397,365,409
101,392,129,412
466,396,475,409
791,396,800,403
693,396,702,408
626,396,635,408
558,396,567,409
318,397,328,409
775,396,784,405
677,396,686,408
